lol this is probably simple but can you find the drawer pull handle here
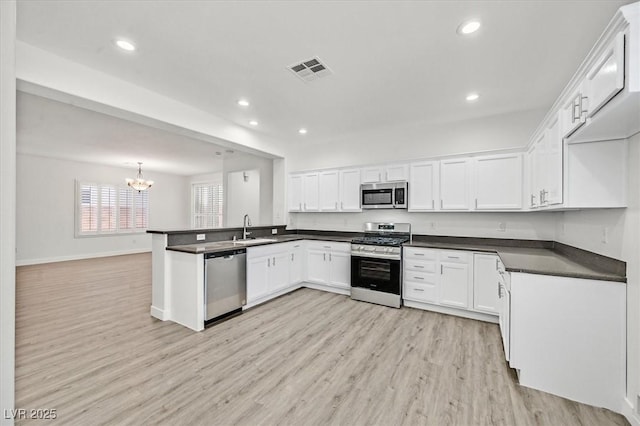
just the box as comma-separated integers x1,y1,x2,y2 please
415,253,425,256
447,256,460,259
414,265,424,269
414,288,425,291
414,276,424,280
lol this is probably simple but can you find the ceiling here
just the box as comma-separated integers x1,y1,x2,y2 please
16,92,251,176
15,0,634,163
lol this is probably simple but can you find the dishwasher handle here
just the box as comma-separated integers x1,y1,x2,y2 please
205,249,246,259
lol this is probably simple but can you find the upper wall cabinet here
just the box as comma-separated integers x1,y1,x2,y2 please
361,164,408,183
562,5,639,143
585,32,625,120
287,172,319,212
474,153,523,210
440,159,471,210
339,169,362,212
408,161,438,211
290,168,361,213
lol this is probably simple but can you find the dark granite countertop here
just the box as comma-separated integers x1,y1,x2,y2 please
404,241,625,283
166,234,354,254
164,230,626,284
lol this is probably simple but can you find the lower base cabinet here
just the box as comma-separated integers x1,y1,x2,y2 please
305,241,350,290
403,247,498,321
509,272,625,412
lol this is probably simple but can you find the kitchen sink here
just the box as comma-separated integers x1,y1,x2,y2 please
232,238,277,245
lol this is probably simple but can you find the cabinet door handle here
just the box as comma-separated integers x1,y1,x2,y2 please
447,255,460,259
415,253,425,256
495,259,499,270
329,253,332,261
414,287,425,291
475,198,478,209
440,199,444,209
335,202,338,209
414,276,424,280
299,203,302,210
304,203,307,210
273,257,276,266
530,194,536,207
440,265,443,274
385,171,388,181
291,253,294,261
498,282,502,298
341,201,344,210
414,265,424,269
431,199,434,210
323,253,326,261
580,95,589,123
268,258,271,267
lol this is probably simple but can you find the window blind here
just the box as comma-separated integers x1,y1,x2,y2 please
77,181,149,236
192,182,223,229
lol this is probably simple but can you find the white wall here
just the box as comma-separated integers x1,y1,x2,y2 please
223,154,273,226
291,210,557,240
285,108,545,172
226,169,260,228
1,1,17,423
556,132,640,420
16,154,190,265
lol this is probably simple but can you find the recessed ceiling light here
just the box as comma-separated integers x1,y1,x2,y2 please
249,120,258,126
115,39,136,51
298,128,308,135
466,93,480,102
237,99,250,107
457,20,481,35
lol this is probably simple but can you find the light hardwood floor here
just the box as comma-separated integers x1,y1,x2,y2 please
15,253,628,426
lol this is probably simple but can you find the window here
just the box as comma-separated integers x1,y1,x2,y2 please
76,181,149,236
192,182,223,228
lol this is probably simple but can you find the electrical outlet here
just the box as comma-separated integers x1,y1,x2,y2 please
498,222,507,232
196,234,206,241
271,228,278,235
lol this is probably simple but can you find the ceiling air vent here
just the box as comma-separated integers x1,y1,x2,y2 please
288,56,332,82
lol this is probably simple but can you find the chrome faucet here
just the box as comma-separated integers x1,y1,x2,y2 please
243,214,252,240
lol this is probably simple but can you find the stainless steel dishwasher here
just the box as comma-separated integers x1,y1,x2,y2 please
204,249,247,324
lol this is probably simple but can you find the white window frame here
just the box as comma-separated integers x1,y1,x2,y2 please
191,180,224,229
75,180,149,237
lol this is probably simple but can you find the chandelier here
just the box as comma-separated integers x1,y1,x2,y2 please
126,162,154,192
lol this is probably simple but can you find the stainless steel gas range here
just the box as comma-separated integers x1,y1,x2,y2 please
350,222,411,308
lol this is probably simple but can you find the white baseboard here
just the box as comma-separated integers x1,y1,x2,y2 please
16,248,151,266
303,282,350,296
403,299,499,324
623,397,640,426
150,305,169,321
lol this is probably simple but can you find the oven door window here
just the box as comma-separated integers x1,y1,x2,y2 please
362,189,392,206
351,256,401,295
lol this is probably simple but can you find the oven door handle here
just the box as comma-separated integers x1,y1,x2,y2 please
351,253,402,261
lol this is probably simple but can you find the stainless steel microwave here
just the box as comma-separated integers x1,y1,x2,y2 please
361,182,408,209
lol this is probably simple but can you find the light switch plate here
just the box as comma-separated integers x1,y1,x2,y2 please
196,234,205,241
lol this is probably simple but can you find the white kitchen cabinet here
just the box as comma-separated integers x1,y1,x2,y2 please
305,241,351,290
585,32,625,119
408,161,438,211
473,153,522,210
246,244,292,304
439,158,470,210
472,253,499,314
361,164,408,183
527,114,563,209
289,242,304,285
544,115,563,206
339,168,361,212
319,170,340,212
561,83,588,139
246,254,270,303
439,260,470,309
302,173,319,211
403,248,439,304
288,174,304,212
509,272,625,412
